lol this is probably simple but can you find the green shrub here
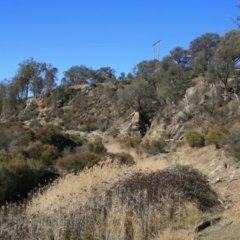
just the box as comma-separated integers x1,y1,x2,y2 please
123,136,141,149
89,137,107,153
219,123,240,161
56,151,101,173
224,141,240,161
141,139,166,155
35,125,77,151
0,154,49,203
17,130,35,146
115,152,135,166
0,123,24,151
185,129,205,148
205,127,226,149
78,117,98,132
22,141,59,166
68,134,87,146
78,123,98,132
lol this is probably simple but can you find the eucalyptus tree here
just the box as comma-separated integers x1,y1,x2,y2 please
62,65,95,85
169,46,191,68
135,59,160,82
189,32,220,76
207,30,240,96
12,58,58,98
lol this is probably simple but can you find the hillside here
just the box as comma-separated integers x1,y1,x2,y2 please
0,77,240,239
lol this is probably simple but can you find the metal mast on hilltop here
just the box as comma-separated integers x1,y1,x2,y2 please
152,40,161,60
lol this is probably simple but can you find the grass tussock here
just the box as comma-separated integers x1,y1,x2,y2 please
0,160,219,240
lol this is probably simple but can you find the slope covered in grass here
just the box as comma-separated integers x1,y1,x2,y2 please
0,158,219,240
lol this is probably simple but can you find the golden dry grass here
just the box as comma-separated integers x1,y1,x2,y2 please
0,144,221,240
27,156,170,215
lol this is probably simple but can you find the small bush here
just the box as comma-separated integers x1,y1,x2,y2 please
0,154,53,203
16,130,35,146
141,139,166,155
185,129,205,148
0,123,23,151
56,151,101,174
68,134,87,146
89,137,107,153
205,127,226,149
115,152,135,165
108,165,219,213
22,141,59,166
224,141,240,161
35,125,77,151
220,123,240,161
78,117,98,132
78,123,98,132
124,136,141,149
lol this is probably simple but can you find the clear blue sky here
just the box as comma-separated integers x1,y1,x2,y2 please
0,0,239,83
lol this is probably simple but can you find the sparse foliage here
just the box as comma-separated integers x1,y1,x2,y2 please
135,59,160,82
62,65,115,85
169,46,191,68
123,136,142,149
89,137,107,153
56,151,101,174
117,79,159,127
185,129,205,148
12,58,58,98
141,139,166,155
157,55,191,103
114,152,135,165
205,127,226,149
207,30,240,96
62,65,95,84
189,32,220,76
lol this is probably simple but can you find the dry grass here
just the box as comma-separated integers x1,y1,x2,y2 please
0,152,219,240
27,157,169,215
151,227,186,240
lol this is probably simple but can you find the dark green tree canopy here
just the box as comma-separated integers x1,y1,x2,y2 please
62,65,115,85
207,29,240,94
157,55,191,103
94,67,116,83
189,32,220,76
62,65,95,84
135,59,160,81
117,79,159,122
169,46,191,68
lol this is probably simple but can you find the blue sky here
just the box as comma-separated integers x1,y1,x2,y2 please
0,0,239,83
